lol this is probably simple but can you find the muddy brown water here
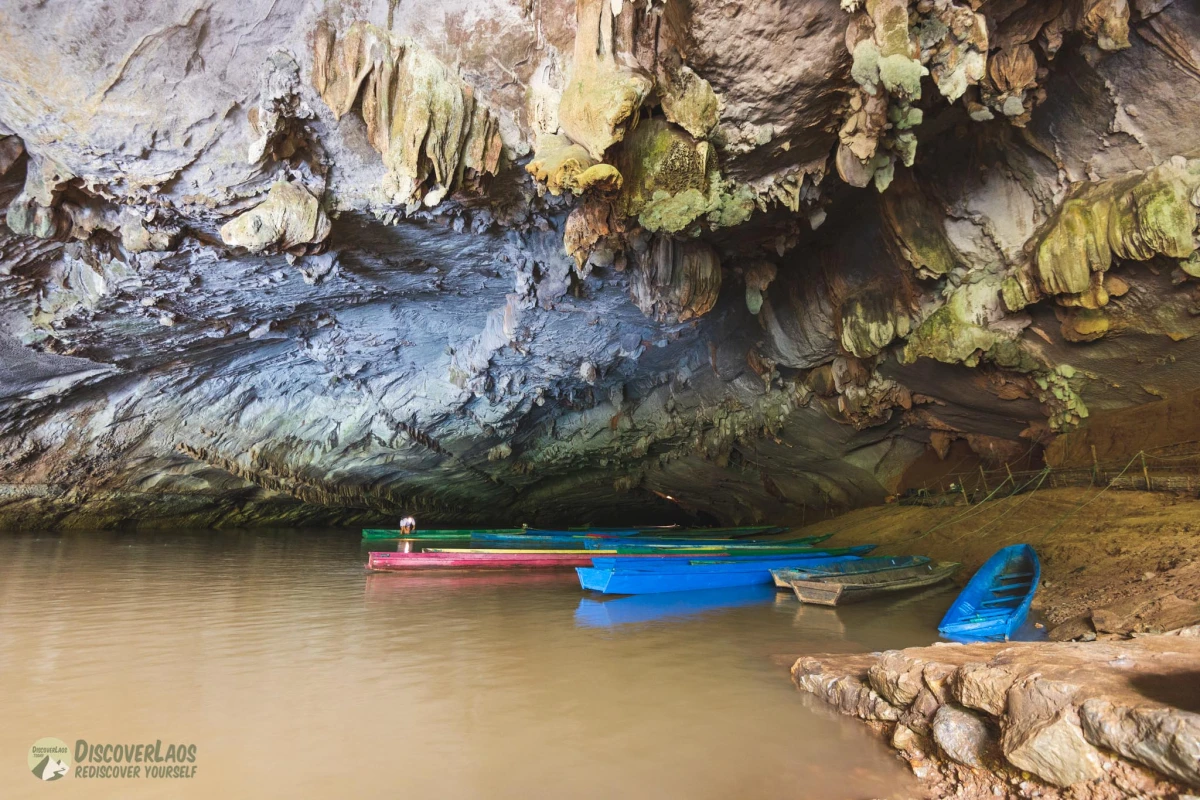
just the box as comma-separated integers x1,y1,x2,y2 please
0,531,962,798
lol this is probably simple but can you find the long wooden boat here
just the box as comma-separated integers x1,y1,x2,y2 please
770,555,933,588
361,528,522,541
427,545,821,557
367,551,596,570
588,545,874,571
575,585,777,627
557,525,789,539
599,535,835,554
473,526,790,544
577,549,874,594
938,544,1040,642
426,547,608,555
785,561,961,606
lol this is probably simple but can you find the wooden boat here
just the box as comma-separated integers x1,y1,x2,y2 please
938,544,1040,642
588,545,874,571
785,561,961,606
601,536,835,554
559,525,789,539
577,549,874,594
426,547,606,555
575,585,776,627
367,551,596,570
473,526,790,544
770,555,933,588
361,528,522,541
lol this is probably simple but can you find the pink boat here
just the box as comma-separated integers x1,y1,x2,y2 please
367,551,596,571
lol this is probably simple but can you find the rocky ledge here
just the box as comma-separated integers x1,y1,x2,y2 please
792,631,1200,799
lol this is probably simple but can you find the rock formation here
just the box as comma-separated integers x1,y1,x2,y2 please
1,0,1200,528
793,633,1200,796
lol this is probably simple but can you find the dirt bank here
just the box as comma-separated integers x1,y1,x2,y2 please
783,490,1200,799
791,488,1200,637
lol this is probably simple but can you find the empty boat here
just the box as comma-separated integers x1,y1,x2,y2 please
937,544,1040,642
782,560,961,606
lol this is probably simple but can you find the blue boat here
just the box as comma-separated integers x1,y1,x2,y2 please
938,544,1040,642
575,585,777,627
577,551,872,594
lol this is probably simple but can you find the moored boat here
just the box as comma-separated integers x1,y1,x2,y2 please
784,560,961,606
600,535,834,554
577,549,873,594
770,555,933,588
367,551,596,570
361,528,522,541
938,544,1040,642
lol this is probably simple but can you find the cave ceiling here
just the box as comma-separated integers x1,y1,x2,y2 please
1,0,1199,528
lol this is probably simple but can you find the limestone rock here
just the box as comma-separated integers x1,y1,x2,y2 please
629,236,721,323
792,657,903,721
526,134,622,197
955,662,1017,717
558,0,652,160
1001,678,1105,787
612,118,714,234
661,66,719,140
867,651,927,707
1079,699,1200,788
1035,159,1200,297
219,181,331,255
312,21,503,208
932,704,995,768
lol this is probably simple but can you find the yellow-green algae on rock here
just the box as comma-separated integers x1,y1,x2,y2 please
312,21,503,209
611,118,757,234
900,279,1008,367
219,181,330,254
1035,158,1200,298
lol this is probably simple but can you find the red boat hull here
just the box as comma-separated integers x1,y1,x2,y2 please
367,551,594,570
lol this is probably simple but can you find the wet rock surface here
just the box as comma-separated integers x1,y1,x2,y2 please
792,634,1200,798
2,1,1200,528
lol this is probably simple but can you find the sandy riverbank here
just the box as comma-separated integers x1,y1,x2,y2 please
782,489,1200,799
791,488,1200,637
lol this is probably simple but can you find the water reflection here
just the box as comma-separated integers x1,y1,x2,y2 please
0,530,940,799
575,585,778,628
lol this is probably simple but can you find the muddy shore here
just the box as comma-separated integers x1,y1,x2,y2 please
784,488,1200,799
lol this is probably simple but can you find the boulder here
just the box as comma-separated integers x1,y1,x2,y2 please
867,651,927,707
932,704,995,768
1001,678,1105,787
1079,699,1200,788
954,662,1018,717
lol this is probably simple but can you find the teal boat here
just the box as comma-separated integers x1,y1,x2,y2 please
475,526,790,545
361,528,523,541
590,534,833,552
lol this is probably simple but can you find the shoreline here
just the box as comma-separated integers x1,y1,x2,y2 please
782,488,1200,798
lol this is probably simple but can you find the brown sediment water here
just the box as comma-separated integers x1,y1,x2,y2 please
0,531,957,799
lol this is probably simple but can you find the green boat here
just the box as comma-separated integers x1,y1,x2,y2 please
360,528,523,541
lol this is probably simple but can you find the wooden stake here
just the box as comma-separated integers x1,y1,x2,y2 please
978,465,990,496
1142,452,1152,491
1091,444,1099,486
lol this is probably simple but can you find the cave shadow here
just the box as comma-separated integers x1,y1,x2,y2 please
1128,671,1200,713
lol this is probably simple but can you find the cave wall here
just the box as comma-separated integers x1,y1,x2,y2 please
1,0,1199,528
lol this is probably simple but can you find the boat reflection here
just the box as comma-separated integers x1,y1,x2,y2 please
575,585,777,628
